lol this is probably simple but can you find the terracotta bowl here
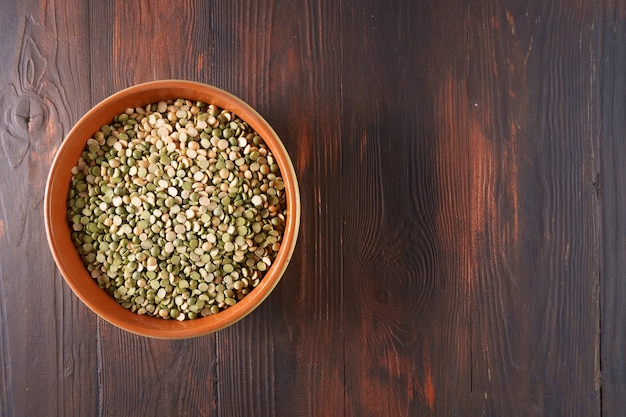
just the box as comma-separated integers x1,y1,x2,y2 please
44,80,300,338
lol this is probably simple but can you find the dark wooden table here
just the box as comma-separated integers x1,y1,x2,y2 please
1,0,625,416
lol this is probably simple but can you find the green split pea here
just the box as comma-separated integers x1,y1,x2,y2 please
67,99,287,321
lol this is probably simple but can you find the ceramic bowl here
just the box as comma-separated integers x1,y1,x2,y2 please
44,80,300,338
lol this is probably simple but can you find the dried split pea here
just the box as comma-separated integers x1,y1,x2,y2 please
67,99,288,320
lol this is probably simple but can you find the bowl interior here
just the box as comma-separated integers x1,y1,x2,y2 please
45,80,300,338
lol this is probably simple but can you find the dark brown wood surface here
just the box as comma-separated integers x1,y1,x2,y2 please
0,0,624,416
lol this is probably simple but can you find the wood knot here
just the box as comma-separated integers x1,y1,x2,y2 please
0,85,49,168
8,93,48,136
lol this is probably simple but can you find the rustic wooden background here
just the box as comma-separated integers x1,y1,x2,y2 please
1,0,625,416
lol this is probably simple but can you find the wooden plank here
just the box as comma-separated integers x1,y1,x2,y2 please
341,1,473,415
88,1,220,416
97,333,218,416
212,1,345,416
89,0,218,102
598,2,626,416
89,1,345,416
467,0,600,415
0,1,96,417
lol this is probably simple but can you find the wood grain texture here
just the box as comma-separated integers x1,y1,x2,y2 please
89,2,220,417
97,332,217,416
467,0,600,415
0,2,96,417
341,1,472,416
89,0,217,101
598,2,626,416
2,0,626,416
212,1,344,416
90,1,344,416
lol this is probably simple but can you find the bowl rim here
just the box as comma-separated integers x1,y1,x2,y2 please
44,80,301,338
